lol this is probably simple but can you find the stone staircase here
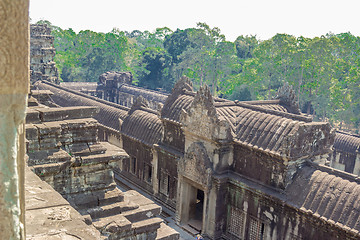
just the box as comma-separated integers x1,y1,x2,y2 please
26,94,179,240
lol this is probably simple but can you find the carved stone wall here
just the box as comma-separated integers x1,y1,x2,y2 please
179,142,213,188
0,0,29,238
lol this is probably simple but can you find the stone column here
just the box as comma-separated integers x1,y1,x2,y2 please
151,147,159,194
0,0,29,239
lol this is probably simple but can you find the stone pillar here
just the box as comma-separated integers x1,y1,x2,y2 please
203,177,227,239
352,153,360,176
151,148,159,194
0,0,29,239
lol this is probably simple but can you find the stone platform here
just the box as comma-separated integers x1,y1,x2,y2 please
25,95,179,239
25,166,102,239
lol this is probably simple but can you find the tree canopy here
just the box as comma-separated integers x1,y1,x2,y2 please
40,20,360,133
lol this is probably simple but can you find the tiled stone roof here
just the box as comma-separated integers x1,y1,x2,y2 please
60,82,98,92
287,165,360,234
334,131,360,154
34,81,128,131
121,108,163,146
36,80,332,159
161,93,193,123
121,96,163,146
119,84,168,103
161,80,326,159
245,100,290,112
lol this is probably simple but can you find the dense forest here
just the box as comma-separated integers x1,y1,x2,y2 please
39,20,360,133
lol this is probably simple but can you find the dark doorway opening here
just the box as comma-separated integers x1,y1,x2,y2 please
188,189,204,232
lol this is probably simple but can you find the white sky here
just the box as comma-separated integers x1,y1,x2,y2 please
30,0,360,41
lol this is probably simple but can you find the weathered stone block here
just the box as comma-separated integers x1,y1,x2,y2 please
27,140,40,152
31,161,70,176
122,203,161,223
27,149,71,166
39,137,61,150
35,123,61,136
25,124,38,140
93,214,132,234
26,109,41,123
132,217,163,235
36,107,96,122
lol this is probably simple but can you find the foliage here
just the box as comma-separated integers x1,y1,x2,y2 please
40,20,360,132
137,47,173,91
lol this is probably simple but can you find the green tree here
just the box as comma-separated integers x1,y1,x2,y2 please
137,47,172,91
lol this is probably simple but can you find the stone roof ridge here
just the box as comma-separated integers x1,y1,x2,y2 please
120,83,169,97
243,99,281,105
234,100,313,123
128,95,150,115
275,82,301,114
334,130,360,154
336,130,360,138
171,76,193,94
40,80,130,112
286,163,360,236
308,160,360,184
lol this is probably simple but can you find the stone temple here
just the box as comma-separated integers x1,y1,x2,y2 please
35,74,360,240
1,5,360,239
29,23,360,240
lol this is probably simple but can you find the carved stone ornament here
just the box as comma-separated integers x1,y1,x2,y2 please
178,142,213,187
181,84,231,141
98,71,133,85
171,76,193,94
128,95,149,115
275,82,301,114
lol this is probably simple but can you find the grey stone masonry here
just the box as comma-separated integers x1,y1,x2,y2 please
25,103,179,239
30,24,59,84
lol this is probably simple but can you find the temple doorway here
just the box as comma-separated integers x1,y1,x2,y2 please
188,188,204,232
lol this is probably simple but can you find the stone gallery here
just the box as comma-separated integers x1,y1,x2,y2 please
30,22,360,240
1,8,360,239
36,75,360,239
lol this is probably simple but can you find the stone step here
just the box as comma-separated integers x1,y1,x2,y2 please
28,96,39,107
30,161,70,176
68,187,124,209
156,223,180,240
131,217,163,238
37,106,99,122
87,200,139,220
93,215,163,239
122,203,162,223
80,150,127,166
181,224,200,236
99,187,125,206
30,89,53,104
90,203,164,239
188,219,202,232
65,143,106,157
27,149,71,166
92,214,132,234
26,108,41,123
123,190,157,206
26,118,99,149
69,187,125,209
